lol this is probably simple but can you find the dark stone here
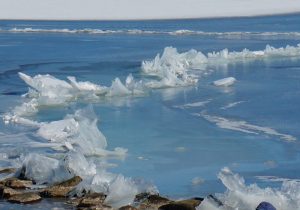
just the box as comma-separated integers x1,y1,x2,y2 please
158,198,202,210
139,194,171,210
135,192,151,202
159,203,194,210
0,186,20,198
147,194,170,204
56,176,82,187
8,192,41,204
256,202,276,210
0,168,16,174
41,176,82,197
119,205,138,210
77,193,106,207
4,178,32,189
77,204,113,210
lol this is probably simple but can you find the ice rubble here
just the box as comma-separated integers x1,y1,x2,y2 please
7,43,300,118
12,106,127,157
4,27,300,39
198,167,300,210
3,43,300,207
141,44,300,87
11,106,153,207
142,44,300,72
20,152,147,208
3,72,145,120
142,47,203,88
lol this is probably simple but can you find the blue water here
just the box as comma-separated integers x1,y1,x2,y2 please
1,14,300,208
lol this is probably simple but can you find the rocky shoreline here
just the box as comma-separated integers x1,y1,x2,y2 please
0,167,203,210
0,167,279,210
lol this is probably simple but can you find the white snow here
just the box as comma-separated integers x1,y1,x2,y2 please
0,0,299,20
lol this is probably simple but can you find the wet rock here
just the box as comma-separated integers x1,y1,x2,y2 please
256,201,276,210
0,186,21,198
135,192,151,202
119,205,138,210
147,195,170,204
67,197,83,206
159,198,203,210
8,192,41,204
77,204,113,210
41,176,82,197
4,178,32,189
0,168,16,174
139,194,171,209
77,193,106,207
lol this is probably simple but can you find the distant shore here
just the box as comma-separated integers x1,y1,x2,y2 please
0,12,300,22
0,0,300,21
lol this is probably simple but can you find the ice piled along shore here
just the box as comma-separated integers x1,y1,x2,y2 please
7,106,157,208
2,43,300,207
198,167,300,210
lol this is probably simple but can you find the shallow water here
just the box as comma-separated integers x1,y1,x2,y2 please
1,14,300,209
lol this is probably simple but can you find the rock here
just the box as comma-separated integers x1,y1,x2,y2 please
67,197,83,206
77,193,106,207
256,202,276,210
147,195,170,204
56,176,82,187
135,192,151,202
0,186,21,198
8,192,41,204
77,204,113,210
159,198,203,210
0,168,16,174
159,203,193,210
4,178,32,189
41,176,82,197
139,194,171,210
119,205,138,210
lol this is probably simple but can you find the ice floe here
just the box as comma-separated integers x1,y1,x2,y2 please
213,77,236,87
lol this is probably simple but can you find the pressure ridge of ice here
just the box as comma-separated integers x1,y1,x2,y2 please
3,43,300,207
3,43,300,124
8,106,155,208
3,27,300,39
198,167,300,210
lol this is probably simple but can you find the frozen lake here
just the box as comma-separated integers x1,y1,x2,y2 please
0,14,300,209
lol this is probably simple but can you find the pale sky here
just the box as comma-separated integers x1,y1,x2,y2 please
0,0,300,20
